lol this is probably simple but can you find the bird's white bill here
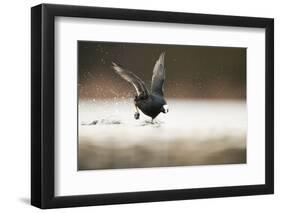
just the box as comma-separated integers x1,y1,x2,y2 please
163,104,169,113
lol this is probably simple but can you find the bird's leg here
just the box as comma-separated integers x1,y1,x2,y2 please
134,104,140,120
151,118,154,124
135,104,139,113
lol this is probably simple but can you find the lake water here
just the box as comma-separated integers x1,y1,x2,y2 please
78,99,247,170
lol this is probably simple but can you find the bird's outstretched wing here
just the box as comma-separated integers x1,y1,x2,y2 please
112,62,149,97
151,52,166,96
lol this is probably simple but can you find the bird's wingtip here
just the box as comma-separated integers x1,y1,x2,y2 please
159,52,165,63
111,61,122,72
111,62,117,71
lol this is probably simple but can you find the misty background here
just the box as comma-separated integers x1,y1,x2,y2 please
78,41,246,100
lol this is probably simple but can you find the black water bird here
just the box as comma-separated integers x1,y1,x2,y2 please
112,52,168,122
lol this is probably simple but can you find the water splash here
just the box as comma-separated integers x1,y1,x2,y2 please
81,118,122,126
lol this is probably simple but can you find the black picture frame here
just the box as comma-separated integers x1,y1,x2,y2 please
31,3,274,209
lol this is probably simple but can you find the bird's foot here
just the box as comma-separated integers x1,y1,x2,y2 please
134,112,140,120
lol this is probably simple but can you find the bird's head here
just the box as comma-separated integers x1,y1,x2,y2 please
161,104,169,114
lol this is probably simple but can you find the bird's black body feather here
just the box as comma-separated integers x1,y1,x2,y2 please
134,94,167,119
112,52,168,120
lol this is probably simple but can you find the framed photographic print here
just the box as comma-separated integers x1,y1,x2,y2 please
31,4,274,209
